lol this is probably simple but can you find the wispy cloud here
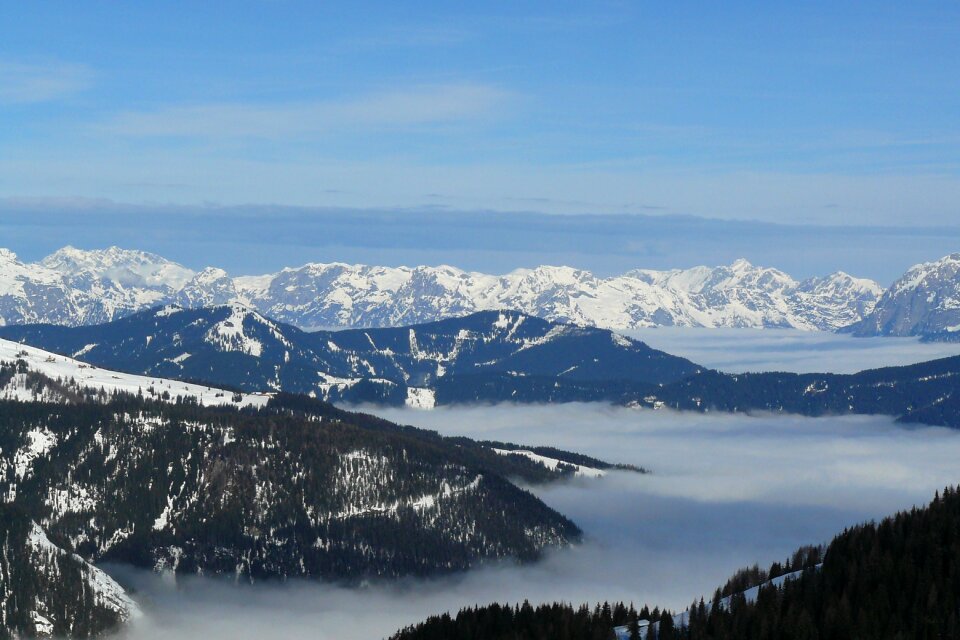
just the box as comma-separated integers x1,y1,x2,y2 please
101,83,510,138
0,59,93,104
344,25,472,50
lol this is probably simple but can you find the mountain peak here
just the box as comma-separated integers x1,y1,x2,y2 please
847,251,960,337
38,245,195,293
194,266,230,282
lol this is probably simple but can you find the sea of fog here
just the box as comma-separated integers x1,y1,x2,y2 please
116,401,960,640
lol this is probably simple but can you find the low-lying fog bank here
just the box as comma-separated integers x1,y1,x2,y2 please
113,403,960,639
623,327,960,373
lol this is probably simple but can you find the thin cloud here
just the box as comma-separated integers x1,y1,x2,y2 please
344,25,472,50
622,328,960,374
100,83,510,138
0,59,93,104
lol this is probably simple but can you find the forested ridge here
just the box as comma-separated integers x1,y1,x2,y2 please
390,487,960,640
0,362,603,583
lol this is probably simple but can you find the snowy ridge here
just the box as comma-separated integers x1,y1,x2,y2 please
203,303,270,356
0,307,701,407
240,260,882,331
0,245,884,331
848,253,960,339
491,449,605,478
0,337,270,408
405,387,437,409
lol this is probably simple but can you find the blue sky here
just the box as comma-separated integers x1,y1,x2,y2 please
0,2,958,277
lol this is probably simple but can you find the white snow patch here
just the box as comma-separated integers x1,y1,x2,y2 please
155,305,182,317
13,427,57,480
491,448,605,478
72,343,98,357
405,387,436,409
27,521,140,622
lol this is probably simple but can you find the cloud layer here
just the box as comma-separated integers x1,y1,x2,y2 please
114,403,960,639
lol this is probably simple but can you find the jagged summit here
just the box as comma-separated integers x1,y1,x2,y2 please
40,245,194,289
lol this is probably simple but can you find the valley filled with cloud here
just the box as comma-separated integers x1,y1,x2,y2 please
114,400,960,639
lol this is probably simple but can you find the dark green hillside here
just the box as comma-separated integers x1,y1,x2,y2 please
0,365,592,583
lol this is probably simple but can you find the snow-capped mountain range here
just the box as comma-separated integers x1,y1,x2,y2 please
0,246,884,331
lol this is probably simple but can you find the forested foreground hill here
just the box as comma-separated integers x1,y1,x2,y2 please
0,348,644,638
0,359,613,585
389,487,960,640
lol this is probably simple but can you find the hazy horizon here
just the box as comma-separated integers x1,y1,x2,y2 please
2,204,957,284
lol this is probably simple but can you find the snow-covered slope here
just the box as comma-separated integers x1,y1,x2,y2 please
492,448,606,478
846,253,960,339
0,336,270,408
0,506,138,638
0,246,884,331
